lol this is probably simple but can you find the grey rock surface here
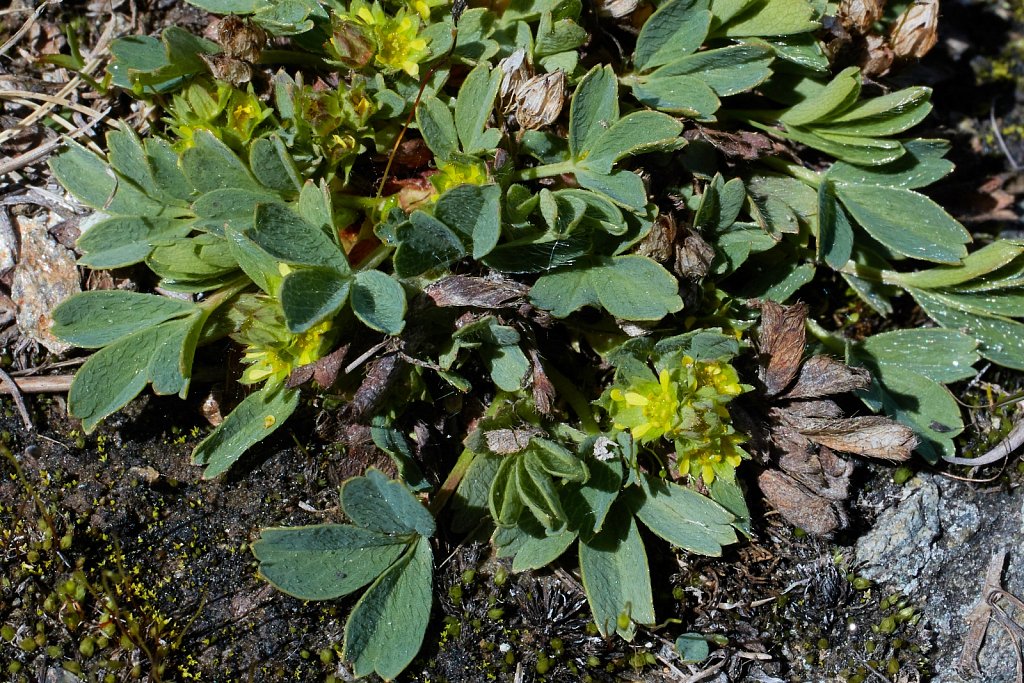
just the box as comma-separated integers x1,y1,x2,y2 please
855,473,1024,682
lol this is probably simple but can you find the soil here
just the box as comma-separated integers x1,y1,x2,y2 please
1,0,1024,682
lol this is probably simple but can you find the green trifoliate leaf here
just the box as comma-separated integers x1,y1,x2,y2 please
434,184,502,259
779,67,861,127
713,0,819,37
68,312,203,433
193,384,300,478
191,189,280,235
535,10,588,56
563,457,624,540
648,44,774,96
342,537,433,681
569,65,619,159
77,216,193,269
779,126,905,166
854,329,979,383
253,526,406,600
578,111,683,174
341,468,436,538
531,255,683,320
634,0,711,72
816,181,854,269
279,267,351,333
49,140,167,217
393,211,467,277
451,452,502,533
579,506,655,640
249,136,302,193
494,518,577,573
416,96,459,162
827,139,955,189
52,291,196,348
145,137,192,201
350,270,406,335
834,184,970,264
297,180,334,232
886,241,1024,290
632,476,736,555
631,75,720,120
817,87,932,137
574,169,648,210
181,129,263,194
248,203,350,272
454,63,502,156
106,126,162,200
910,289,1024,371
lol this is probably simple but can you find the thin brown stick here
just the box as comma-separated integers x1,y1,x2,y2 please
0,375,74,393
0,108,110,177
0,0,57,58
958,549,1008,678
0,367,33,431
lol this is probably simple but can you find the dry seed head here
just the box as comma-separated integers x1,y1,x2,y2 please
513,70,566,130
595,0,642,19
497,48,532,109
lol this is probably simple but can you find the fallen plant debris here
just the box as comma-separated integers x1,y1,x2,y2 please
1,0,1023,679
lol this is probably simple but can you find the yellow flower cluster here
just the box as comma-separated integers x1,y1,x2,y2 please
230,295,336,388
351,1,430,77
605,356,747,484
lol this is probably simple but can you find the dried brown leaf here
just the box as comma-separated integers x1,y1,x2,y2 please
794,415,917,460
753,300,807,396
425,275,528,309
635,213,676,263
286,344,349,389
758,469,845,536
685,127,777,161
859,33,894,78
781,399,845,419
781,355,871,400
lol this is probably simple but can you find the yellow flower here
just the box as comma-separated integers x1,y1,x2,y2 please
676,431,745,485
353,1,430,77
239,319,334,387
430,160,488,195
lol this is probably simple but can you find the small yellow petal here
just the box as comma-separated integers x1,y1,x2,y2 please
624,392,649,406
701,464,715,484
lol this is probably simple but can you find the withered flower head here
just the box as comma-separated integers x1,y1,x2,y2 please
512,70,566,130
738,301,918,536
595,0,642,19
497,48,532,109
837,0,885,36
889,0,938,60
214,15,267,63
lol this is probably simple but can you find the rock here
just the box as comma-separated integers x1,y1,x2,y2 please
10,213,79,354
856,473,1024,682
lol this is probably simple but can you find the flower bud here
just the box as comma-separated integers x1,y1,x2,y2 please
512,70,566,130
326,19,375,69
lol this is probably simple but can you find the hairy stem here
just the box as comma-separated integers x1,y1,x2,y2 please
509,159,576,182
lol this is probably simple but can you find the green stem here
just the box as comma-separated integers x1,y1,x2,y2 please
761,156,821,187
546,366,600,434
836,260,904,286
509,160,576,182
428,396,507,516
805,318,846,356
429,446,477,516
198,276,250,314
354,242,394,272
